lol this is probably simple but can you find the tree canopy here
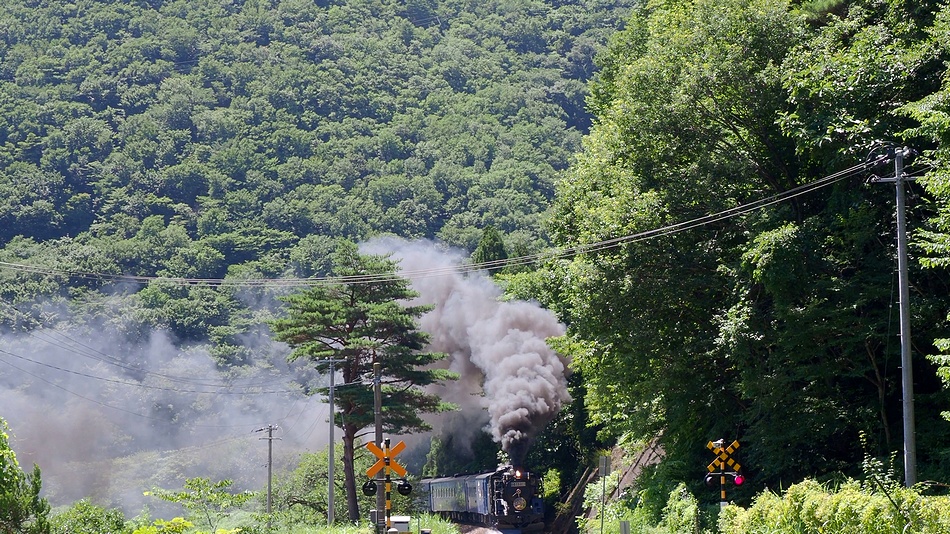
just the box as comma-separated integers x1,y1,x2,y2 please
269,241,455,521
534,0,950,507
0,418,50,534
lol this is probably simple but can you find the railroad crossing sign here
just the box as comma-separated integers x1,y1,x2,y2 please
366,439,407,478
366,439,409,531
706,439,740,473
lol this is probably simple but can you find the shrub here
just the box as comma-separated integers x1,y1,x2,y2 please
719,479,950,533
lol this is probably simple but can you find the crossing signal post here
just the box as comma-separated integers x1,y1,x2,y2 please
366,438,410,532
706,439,743,508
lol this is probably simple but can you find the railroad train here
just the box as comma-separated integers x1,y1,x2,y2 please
420,465,545,533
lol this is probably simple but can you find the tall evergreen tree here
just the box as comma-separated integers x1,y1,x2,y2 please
269,240,455,522
471,226,508,275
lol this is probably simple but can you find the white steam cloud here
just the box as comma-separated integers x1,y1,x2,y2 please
0,238,569,514
0,322,324,515
365,238,571,465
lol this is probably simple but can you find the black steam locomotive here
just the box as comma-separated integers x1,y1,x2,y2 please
421,465,545,532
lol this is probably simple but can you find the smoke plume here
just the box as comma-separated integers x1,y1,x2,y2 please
0,316,325,514
0,238,569,514
364,238,571,465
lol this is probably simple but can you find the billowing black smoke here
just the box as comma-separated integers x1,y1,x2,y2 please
364,238,571,465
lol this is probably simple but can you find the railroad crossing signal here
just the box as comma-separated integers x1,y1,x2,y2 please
366,439,407,478
706,439,743,508
706,439,741,473
365,439,409,531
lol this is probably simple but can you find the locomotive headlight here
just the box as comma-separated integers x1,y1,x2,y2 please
512,496,527,511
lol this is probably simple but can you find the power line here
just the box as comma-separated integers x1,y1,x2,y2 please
0,349,296,395
0,352,309,429
0,300,295,390
0,160,892,288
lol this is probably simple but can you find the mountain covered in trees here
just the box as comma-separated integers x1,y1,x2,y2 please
0,0,634,516
0,0,634,344
4,0,950,530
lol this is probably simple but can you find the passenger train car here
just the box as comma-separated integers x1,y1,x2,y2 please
421,465,545,533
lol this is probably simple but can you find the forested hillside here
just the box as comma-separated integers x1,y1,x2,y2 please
0,0,633,515
6,0,950,530
0,0,633,337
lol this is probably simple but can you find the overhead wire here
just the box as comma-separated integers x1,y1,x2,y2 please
0,155,909,421
0,300,293,391
0,155,900,288
0,349,294,395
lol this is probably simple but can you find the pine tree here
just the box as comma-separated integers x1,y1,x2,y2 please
269,240,455,522
471,226,508,275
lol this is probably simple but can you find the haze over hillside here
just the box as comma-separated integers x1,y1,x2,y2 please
0,0,634,511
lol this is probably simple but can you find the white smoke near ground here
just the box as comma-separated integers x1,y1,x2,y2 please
0,321,325,515
0,237,569,514
363,238,571,466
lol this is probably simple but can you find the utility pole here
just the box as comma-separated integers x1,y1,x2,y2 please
255,424,280,528
869,146,917,486
326,358,346,526
599,455,609,534
373,362,384,534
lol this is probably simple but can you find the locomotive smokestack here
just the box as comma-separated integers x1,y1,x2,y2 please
363,238,571,460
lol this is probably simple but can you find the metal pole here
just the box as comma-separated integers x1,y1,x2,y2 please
255,424,279,530
894,148,917,486
868,147,918,487
328,359,335,525
374,362,384,534
600,471,605,534
719,472,726,509
599,455,608,534
267,425,273,518
384,438,393,530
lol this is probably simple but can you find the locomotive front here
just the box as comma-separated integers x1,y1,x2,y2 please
491,466,544,532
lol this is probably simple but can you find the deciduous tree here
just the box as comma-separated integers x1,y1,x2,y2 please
0,418,50,534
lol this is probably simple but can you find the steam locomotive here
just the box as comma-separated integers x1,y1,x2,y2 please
420,465,545,533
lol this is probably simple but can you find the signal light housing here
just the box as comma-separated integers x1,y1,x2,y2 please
362,479,377,496
397,479,413,496
704,472,744,486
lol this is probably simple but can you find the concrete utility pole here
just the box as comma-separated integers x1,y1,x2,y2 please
255,424,279,528
869,146,917,486
326,358,346,526
374,362,384,534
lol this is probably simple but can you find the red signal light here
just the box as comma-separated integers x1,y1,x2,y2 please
733,474,744,486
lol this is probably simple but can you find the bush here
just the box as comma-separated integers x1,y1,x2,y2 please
719,479,950,533
51,500,130,534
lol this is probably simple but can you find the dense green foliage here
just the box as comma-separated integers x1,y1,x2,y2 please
0,0,635,347
536,0,950,514
51,500,131,534
0,418,51,534
269,242,455,520
718,479,950,534
144,477,254,533
582,477,950,534
5,0,950,530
